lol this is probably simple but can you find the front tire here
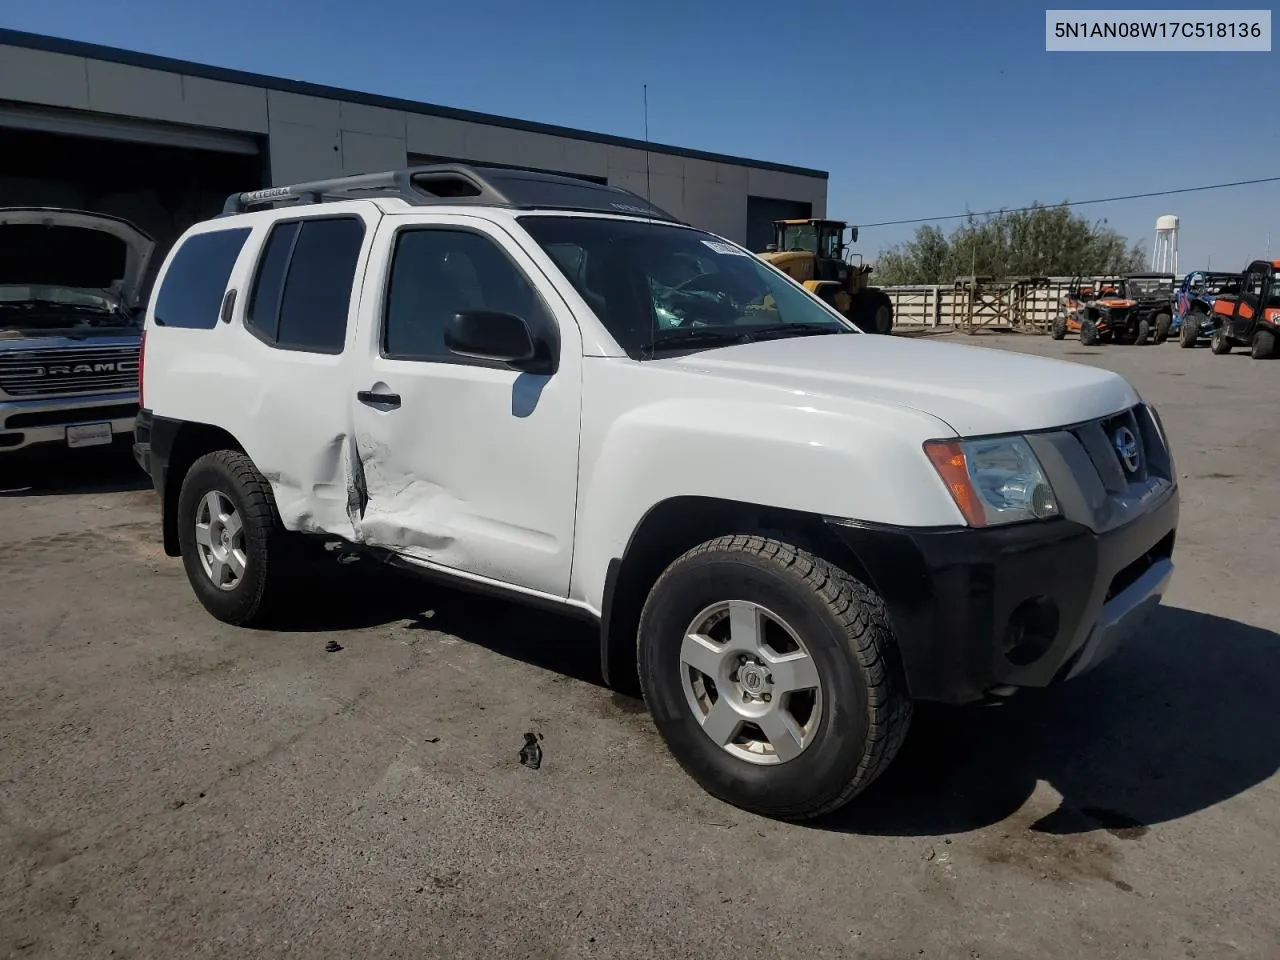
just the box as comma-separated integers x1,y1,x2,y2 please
1080,318,1099,345
177,450,291,626
1154,312,1171,344
854,291,894,335
1211,326,1232,354
1136,318,1151,344
1252,329,1276,360
637,534,912,821
1050,315,1067,340
1179,312,1201,347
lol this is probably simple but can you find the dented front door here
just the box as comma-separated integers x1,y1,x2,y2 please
348,214,582,597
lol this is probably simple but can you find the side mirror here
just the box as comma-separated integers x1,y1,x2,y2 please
444,310,553,373
848,226,859,243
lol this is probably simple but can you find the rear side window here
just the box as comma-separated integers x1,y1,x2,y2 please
246,216,364,353
153,228,251,329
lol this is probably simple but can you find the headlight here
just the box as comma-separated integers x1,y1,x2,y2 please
924,436,1060,527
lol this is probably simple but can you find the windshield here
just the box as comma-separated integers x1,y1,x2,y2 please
777,223,818,253
520,216,853,358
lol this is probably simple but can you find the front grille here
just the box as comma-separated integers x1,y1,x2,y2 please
1069,403,1172,493
0,344,139,398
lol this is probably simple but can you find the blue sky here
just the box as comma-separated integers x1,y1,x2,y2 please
4,0,1277,269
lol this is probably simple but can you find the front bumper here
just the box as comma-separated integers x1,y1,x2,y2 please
0,390,139,454
825,482,1178,705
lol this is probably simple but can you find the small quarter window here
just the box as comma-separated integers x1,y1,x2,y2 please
153,228,251,329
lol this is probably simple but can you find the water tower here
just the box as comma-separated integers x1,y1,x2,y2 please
1151,215,1179,274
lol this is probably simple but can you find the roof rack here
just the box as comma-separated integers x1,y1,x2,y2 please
221,163,683,223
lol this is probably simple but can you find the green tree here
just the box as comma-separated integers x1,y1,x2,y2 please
871,203,1147,285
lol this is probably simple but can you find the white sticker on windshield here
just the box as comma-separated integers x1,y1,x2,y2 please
701,240,750,257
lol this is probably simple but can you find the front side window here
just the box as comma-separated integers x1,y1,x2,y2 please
818,228,844,260
246,216,364,353
383,227,553,362
519,216,853,358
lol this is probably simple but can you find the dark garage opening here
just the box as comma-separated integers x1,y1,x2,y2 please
0,127,264,301
746,195,813,254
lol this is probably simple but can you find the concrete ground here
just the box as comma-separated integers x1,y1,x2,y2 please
1,332,1277,960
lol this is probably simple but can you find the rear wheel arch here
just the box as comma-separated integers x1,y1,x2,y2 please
598,496,874,693
162,422,246,557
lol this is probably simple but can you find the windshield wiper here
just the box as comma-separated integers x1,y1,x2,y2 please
745,323,850,341
642,329,751,356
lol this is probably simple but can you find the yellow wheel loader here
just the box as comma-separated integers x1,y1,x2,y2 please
757,219,894,334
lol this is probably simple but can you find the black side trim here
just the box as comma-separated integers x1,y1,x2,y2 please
373,547,598,625
134,410,182,552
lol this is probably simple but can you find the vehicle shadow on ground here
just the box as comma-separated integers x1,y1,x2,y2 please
255,561,1280,836
823,605,1280,837
267,556,605,687
0,445,149,497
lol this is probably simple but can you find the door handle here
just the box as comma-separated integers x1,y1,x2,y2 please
357,390,401,409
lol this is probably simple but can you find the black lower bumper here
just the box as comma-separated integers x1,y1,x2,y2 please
825,485,1179,705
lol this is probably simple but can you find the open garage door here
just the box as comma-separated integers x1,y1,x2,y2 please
0,124,263,301
0,103,260,156
746,196,813,255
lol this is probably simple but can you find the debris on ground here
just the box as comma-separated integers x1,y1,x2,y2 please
519,731,543,769
325,641,343,653
425,737,440,744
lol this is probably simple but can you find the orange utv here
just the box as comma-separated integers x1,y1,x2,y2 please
1051,274,1176,345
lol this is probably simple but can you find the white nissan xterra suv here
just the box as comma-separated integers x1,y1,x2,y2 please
133,165,1178,820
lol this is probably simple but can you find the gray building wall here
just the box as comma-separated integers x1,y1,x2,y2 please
0,32,827,246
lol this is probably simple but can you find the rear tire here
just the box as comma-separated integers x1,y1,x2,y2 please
1179,312,1201,347
1211,326,1232,355
855,291,894,335
1153,312,1171,344
1252,329,1276,360
637,534,912,821
177,450,291,626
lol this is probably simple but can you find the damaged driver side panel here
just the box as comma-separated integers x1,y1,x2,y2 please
346,214,584,598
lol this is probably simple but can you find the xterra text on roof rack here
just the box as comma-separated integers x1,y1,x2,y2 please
132,164,1179,820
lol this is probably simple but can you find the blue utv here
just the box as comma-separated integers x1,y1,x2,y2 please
1172,270,1242,347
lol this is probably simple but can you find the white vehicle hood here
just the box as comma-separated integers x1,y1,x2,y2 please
658,333,1140,437
0,207,155,306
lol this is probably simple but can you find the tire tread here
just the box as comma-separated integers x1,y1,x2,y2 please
644,533,912,820
181,449,288,626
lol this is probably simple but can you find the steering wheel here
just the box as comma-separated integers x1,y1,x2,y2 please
659,274,737,327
